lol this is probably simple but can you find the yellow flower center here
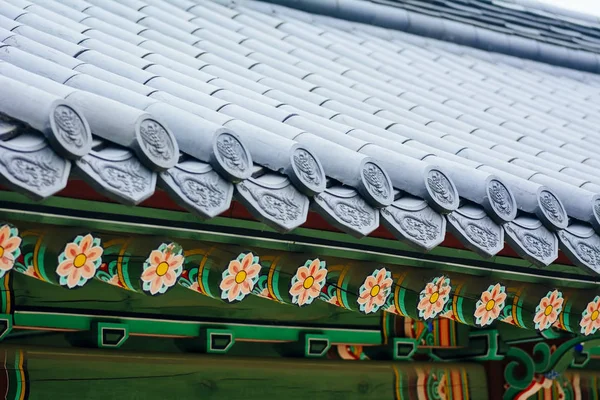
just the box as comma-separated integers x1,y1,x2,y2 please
303,276,314,289
430,292,440,304
235,270,247,284
544,305,553,316
370,285,381,297
73,253,87,268
486,299,495,311
156,261,169,276
592,310,599,321
0,246,4,258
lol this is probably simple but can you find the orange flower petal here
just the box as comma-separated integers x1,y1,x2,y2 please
56,260,74,276
80,263,95,280
0,256,13,271
228,260,242,275
219,275,236,291
241,253,254,270
0,225,9,245
150,250,164,266
2,236,20,253
418,296,431,311
474,305,487,319
67,268,82,288
495,291,507,304
308,284,321,297
363,276,376,290
553,296,564,310
313,268,327,283
141,265,158,282
375,269,387,285
228,283,241,302
245,263,261,279
308,260,320,276
364,297,376,313
162,270,177,287
85,246,103,262
298,290,310,306
79,235,93,253
150,276,163,295
381,277,394,290
290,281,305,296
240,280,252,295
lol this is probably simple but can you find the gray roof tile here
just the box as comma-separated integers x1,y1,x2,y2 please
3,0,600,268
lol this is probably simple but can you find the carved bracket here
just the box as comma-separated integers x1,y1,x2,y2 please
312,185,379,238
446,202,504,258
159,159,233,219
380,194,446,251
504,215,558,267
236,172,308,233
558,222,600,275
76,141,156,205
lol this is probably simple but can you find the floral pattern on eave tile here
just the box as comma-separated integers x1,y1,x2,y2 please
580,296,600,336
220,253,261,303
140,243,184,295
289,259,327,307
357,268,393,314
534,290,563,331
57,234,103,289
474,284,507,327
0,224,21,279
418,276,451,320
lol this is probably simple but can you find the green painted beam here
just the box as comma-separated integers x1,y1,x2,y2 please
12,311,382,345
0,191,594,288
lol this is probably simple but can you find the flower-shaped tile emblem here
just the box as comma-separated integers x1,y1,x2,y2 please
220,253,261,303
289,259,327,306
0,224,21,279
140,243,184,295
580,296,600,336
418,276,451,320
357,268,393,314
56,234,102,289
474,284,507,327
534,290,563,331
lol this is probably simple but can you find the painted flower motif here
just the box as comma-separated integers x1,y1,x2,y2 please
106,274,123,288
474,284,507,327
327,296,341,307
220,253,261,302
418,276,451,320
56,234,103,289
357,268,393,314
580,296,600,336
258,287,271,299
437,374,448,400
385,304,398,314
440,309,455,320
534,290,564,331
21,265,39,279
0,224,21,278
140,243,184,295
289,259,327,306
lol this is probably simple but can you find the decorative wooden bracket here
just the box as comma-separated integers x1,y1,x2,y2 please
304,334,331,358
363,338,418,361
204,329,235,354
276,332,330,358
96,322,129,349
503,334,600,399
176,328,235,354
0,313,12,341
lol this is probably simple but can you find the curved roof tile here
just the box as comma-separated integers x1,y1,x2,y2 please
1,0,600,269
